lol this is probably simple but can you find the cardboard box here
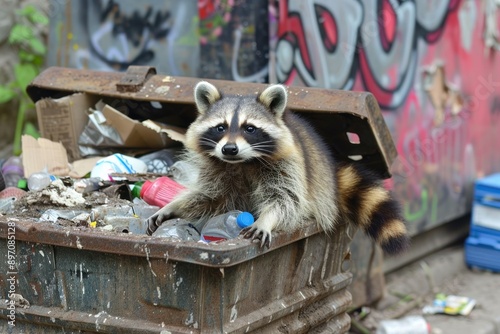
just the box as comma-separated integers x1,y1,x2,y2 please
36,93,99,162
99,104,185,147
36,93,185,163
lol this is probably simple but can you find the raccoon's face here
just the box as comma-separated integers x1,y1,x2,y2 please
186,81,292,163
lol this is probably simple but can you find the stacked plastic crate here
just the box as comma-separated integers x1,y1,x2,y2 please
465,174,500,272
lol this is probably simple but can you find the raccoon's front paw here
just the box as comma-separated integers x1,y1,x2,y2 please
242,226,272,248
146,206,173,235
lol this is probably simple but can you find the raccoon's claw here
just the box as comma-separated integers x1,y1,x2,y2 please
242,226,272,248
146,209,172,235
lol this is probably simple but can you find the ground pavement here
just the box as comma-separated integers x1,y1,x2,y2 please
350,243,500,334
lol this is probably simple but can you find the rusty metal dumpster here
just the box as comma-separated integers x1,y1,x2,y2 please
0,66,397,333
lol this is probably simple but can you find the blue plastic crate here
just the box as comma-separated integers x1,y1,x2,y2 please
465,173,500,272
470,173,500,232
465,235,500,272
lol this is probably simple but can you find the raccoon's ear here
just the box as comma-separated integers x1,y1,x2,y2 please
258,84,288,118
194,81,222,114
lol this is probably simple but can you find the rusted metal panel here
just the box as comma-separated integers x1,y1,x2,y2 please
0,217,353,333
27,66,396,178
116,66,158,93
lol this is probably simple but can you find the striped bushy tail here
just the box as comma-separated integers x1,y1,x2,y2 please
336,163,410,255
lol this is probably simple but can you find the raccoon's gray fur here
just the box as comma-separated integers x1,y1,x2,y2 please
146,81,409,254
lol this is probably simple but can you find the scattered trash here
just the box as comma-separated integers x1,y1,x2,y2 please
152,218,201,241
138,148,179,174
201,211,254,242
27,171,57,191
25,179,85,207
39,209,90,225
90,153,148,181
79,109,124,149
0,187,27,200
78,102,184,157
0,197,17,214
377,315,430,334
73,177,103,194
423,293,476,316
1,156,24,188
91,201,159,234
100,184,133,201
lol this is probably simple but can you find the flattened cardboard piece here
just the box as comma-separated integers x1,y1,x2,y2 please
101,104,186,148
22,135,70,177
142,120,186,144
36,93,99,162
69,156,104,178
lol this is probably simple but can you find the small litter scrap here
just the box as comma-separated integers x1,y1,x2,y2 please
423,293,476,316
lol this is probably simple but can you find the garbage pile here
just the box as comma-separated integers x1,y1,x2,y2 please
0,150,254,243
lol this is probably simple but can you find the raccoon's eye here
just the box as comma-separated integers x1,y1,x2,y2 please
215,125,226,133
245,125,257,134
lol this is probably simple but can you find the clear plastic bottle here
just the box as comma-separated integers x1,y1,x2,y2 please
152,218,201,241
201,211,254,242
1,156,24,188
28,172,57,191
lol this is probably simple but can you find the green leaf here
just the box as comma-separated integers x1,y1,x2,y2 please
32,55,44,67
19,49,36,62
9,24,33,44
16,5,37,17
28,38,46,55
30,11,49,25
14,63,38,89
0,86,16,104
17,5,48,25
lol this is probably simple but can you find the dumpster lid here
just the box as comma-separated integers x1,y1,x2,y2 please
27,66,397,178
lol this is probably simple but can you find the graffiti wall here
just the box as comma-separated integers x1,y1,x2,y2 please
272,0,500,234
47,0,500,235
197,0,269,81
47,0,269,80
47,0,199,75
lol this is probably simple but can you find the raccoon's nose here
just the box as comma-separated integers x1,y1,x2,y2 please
222,143,239,156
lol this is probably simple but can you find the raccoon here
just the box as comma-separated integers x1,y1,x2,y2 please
146,81,409,254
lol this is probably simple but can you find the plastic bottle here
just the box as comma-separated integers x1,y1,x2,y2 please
152,218,201,241
27,171,57,191
1,156,24,188
376,315,430,334
131,182,144,199
140,176,185,207
201,211,254,242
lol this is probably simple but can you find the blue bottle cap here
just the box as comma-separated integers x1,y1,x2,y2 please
236,212,254,228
